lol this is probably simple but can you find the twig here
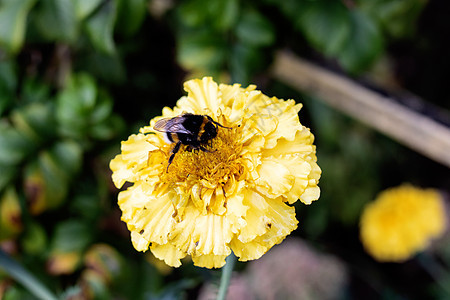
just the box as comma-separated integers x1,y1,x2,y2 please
272,51,450,168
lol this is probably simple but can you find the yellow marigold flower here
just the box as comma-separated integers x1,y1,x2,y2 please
110,77,321,268
360,184,447,262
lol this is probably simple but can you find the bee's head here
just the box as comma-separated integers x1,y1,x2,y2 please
200,121,217,143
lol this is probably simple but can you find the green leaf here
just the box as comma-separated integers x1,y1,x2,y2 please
235,10,275,47
359,0,426,38
275,0,303,20
90,92,113,123
20,77,51,104
177,0,209,27
56,74,97,139
0,188,22,240
71,73,98,109
22,223,48,255
0,0,37,54
177,31,226,71
24,155,67,213
230,44,264,85
0,122,33,165
33,0,78,43
23,141,81,214
73,0,103,20
49,140,83,176
177,0,239,31
11,102,56,145
0,60,18,105
77,51,126,83
337,10,384,73
89,120,115,140
297,0,350,56
0,163,17,193
209,0,239,31
70,193,100,220
84,0,117,55
51,220,92,253
116,0,147,36
55,73,119,141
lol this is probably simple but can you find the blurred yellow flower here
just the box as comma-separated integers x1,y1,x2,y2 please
110,77,321,268
360,184,446,262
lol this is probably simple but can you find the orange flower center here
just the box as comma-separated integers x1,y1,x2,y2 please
162,123,244,188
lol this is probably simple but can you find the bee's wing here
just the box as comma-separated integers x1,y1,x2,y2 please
154,117,192,134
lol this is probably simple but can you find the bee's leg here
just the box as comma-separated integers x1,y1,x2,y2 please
199,145,210,152
207,116,231,129
167,141,181,171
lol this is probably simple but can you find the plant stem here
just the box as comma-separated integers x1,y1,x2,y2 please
216,253,237,300
0,249,58,300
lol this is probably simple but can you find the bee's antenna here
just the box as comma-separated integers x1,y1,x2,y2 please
207,116,231,129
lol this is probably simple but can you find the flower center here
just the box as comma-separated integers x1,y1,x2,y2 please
162,125,244,189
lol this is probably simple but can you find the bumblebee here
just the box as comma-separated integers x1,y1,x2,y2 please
154,113,229,169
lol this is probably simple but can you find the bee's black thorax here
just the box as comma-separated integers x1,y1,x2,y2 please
175,115,217,148
154,113,228,170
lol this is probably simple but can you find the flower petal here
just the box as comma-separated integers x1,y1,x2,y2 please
263,127,316,157
219,82,256,107
131,230,150,251
110,154,133,189
237,190,270,243
192,213,233,257
151,243,186,268
233,195,298,261
110,134,158,188
231,238,267,262
129,193,176,245
169,207,233,267
118,182,151,224
255,158,295,198
262,99,302,148
192,254,228,269
182,77,221,115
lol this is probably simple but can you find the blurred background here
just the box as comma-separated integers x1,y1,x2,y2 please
0,0,449,299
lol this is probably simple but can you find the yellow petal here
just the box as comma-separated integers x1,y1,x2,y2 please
235,192,298,260
262,128,321,204
151,243,186,268
219,82,256,107
169,206,200,254
263,126,315,157
130,230,150,252
231,238,267,262
223,181,248,232
258,196,298,244
110,134,158,188
237,191,270,243
129,192,176,245
192,213,233,257
300,186,321,205
120,134,157,164
192,254,228,269
110,155,132,188
209,186,226,215
255,158,295,198
118,182,151,224
182,77,221,115
242,91,278,137
263,99,302,148
262,155,312,204
224,93,246,125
